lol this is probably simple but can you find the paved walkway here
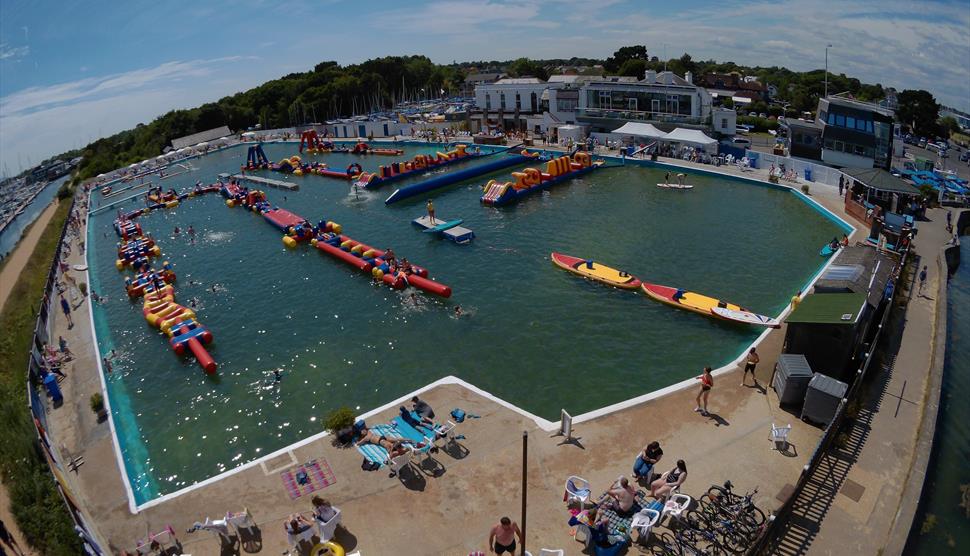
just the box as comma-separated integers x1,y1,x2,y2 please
766,208,952,555
38,164,858,555
0,200,59,312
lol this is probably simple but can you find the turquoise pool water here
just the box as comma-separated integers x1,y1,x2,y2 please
906,238,969,554
87,143,843,504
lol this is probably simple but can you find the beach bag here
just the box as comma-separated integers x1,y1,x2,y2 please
451,408,466,423
361,459,380,471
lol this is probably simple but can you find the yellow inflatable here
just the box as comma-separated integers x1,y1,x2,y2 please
309,541,344,556
282,235,297,248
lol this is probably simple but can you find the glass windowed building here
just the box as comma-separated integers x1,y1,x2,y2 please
816,96,895,170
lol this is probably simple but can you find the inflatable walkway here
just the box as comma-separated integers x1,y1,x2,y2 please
481,152,603,207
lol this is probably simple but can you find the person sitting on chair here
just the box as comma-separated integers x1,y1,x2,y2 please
651,460,688,500
284,514,313,536
311,496,337,524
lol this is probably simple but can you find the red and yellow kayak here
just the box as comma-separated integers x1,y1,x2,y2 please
551,252,641,289
640,282,779,327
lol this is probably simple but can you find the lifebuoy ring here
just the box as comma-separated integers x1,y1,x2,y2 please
347,163,363,176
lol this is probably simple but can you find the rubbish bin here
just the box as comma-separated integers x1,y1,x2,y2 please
804,168,813,181
801,373,848,426
43,374,63,405
773,354,814,405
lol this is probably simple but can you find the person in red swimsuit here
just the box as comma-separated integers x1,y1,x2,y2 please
694,366,714,416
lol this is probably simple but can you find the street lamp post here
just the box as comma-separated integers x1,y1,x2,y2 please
824,44,833,99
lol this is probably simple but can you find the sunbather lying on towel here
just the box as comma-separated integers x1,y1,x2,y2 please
356,426,426,457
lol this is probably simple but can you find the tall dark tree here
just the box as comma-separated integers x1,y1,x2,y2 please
605,45,648,73
896,89,940,137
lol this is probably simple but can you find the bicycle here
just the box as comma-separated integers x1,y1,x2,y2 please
698,481,766,528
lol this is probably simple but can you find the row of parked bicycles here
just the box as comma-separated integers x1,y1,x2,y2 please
644,480,768,555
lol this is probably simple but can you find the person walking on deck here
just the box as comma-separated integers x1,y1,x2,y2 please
741,347,760,386
918,265,928,296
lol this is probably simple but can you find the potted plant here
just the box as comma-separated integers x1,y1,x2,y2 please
90,392,107,422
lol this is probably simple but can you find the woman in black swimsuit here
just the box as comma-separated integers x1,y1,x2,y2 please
651,459,688,499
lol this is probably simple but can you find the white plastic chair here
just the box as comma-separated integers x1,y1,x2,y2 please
226,508,256,535
770,423,792,450
201,517,232,543
388,446,414,477
286,525,315,552
315,507,342,541
662,493,692,523
564,475,591,505
433,420,459,447
631,507,661,544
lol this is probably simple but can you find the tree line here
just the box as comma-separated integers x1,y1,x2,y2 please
66,48,947,182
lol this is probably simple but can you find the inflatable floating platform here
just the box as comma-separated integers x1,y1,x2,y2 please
412,215,475,244
355,144,478,189
481,152,603,206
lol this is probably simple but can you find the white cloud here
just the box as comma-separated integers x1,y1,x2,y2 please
0,43,29,60
0,56,267,175
375,0,557,34
1,56,251,117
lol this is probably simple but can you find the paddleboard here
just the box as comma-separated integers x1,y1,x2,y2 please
423,219,463,233
641,282,741,316
711,307,781,328
820,244,838,257
551,252,641,289
657,183,694,190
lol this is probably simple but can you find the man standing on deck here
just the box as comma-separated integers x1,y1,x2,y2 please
426,199,436,224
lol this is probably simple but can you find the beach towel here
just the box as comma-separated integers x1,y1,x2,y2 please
280,458,336,500
355,424,405,468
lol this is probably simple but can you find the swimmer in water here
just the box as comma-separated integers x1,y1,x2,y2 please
409,292,417,305
174,226,180,235
454,305,462,318
273,369,282,383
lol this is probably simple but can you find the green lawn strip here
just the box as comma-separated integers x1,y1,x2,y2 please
0,199,82,555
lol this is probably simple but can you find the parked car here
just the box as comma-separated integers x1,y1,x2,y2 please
918,138,927,148
960,151,970,162
728,137,752,149
735,126,749,135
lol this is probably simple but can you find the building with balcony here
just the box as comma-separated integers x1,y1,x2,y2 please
472,76,598,135
816,95,895,170
576,70,715,134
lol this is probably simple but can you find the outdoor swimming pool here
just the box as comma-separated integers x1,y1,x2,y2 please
86,142,846,504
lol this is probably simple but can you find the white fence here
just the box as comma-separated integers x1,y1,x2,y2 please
748,151,848,187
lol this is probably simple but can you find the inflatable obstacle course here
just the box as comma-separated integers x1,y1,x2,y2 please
480,151,603,206
108,186,221,374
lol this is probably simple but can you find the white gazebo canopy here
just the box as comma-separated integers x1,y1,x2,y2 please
612,122,667,140
663,128,717,147
177,147,191,154
195,142,209,148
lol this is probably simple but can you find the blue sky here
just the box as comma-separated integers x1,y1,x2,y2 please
1,0,968,176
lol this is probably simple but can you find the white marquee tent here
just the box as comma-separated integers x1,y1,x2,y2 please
612,122,668,140
663,128,717,147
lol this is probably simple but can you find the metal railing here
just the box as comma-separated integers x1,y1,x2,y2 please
23,190,106,555
577,108,706,125
747,247,907,554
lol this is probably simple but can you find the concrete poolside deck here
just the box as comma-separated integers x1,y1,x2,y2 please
39,159,924,556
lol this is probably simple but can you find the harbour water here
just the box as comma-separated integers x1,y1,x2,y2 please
906,237,970,554
86,143,843,503
0,175,69,260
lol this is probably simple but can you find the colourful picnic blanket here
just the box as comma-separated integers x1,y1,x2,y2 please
280,458,336,500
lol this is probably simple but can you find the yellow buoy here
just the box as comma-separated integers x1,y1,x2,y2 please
282,236,297,248
226,199,235,207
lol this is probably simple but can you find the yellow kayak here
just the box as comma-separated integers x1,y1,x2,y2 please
551,252,641,290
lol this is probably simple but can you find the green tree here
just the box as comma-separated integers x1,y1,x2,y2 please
605,45,648,73
617,58,647,78
938,116,960,137
896,89,940,137
507,57,548,80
